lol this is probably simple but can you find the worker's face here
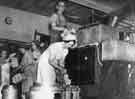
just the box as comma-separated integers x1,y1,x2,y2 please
10,57,18,68
57,1,65,13
1,50,7,59
19,48,25,54
32,42,37,50
64,40,75,48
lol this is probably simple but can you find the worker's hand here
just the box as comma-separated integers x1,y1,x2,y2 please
61,28,69,38
64,74,71,85
12,73,23,84
59,60,65,68
61,68,67,74
9,53,16,58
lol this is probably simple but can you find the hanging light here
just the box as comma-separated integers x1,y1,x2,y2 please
111,16,118,27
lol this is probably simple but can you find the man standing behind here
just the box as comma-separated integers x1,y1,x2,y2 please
12,46,36,99
49,0,67,43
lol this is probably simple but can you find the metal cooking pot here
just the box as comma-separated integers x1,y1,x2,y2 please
1,85,18,99
29,83,42,99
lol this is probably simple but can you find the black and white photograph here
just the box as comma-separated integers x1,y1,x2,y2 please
0,0,134,99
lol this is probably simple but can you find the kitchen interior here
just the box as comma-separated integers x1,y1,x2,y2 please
0,0,134,99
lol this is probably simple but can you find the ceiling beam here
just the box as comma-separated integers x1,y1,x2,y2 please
38,0,50,7
118,22,132,27
22,0,36,9
69,0,114,13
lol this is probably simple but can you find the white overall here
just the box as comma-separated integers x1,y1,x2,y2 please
37,42,68,99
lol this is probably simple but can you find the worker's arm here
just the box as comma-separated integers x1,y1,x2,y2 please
50,14,65,32
49,55,65,72
48,45,66,73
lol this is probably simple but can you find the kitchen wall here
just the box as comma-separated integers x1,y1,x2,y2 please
0,6,80,42
0,6,50,42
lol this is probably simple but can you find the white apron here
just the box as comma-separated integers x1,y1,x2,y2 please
37,42,68,99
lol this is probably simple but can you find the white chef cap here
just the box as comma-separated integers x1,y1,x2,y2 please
62,33,77,41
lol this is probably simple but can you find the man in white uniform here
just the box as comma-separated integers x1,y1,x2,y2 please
36,33,77,99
